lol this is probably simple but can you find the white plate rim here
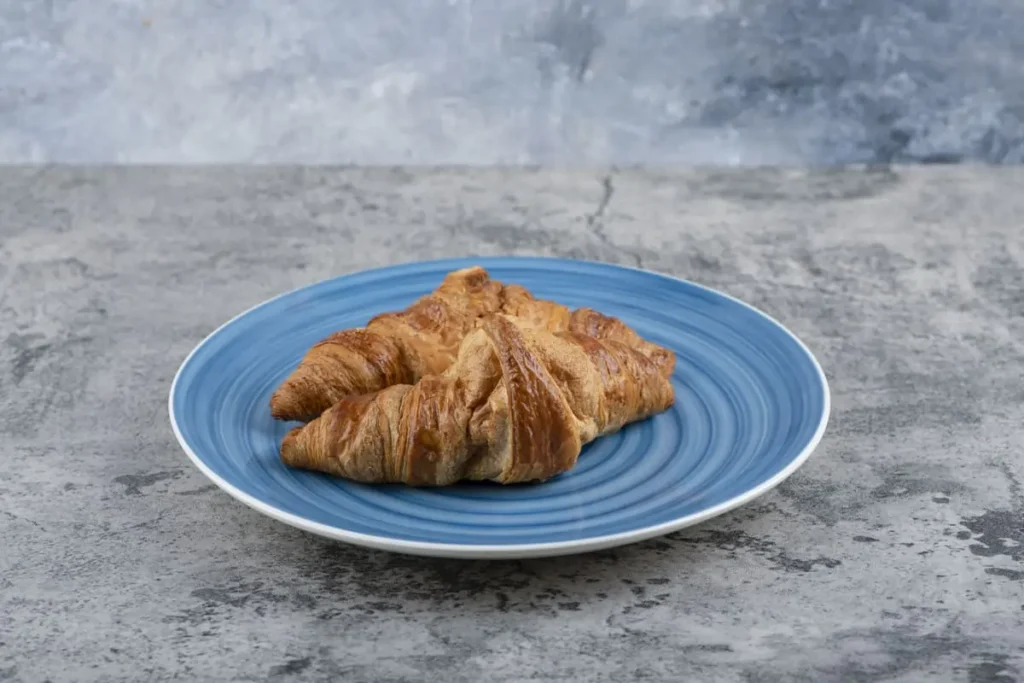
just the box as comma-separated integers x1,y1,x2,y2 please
168,257,831,559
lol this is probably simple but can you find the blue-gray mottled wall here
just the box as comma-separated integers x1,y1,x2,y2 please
2,0,1023,165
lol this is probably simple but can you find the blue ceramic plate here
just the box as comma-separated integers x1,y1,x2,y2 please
169,257,830,559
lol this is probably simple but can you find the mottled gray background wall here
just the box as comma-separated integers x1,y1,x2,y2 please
3,0,1024,165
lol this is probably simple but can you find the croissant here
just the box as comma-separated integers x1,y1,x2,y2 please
269,266,573,422
280,314,676,486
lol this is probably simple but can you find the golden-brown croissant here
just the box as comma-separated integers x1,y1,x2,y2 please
280,314,676,486
269,266,574,422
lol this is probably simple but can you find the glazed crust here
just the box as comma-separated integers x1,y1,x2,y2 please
279,314,676,486
269,266,573,422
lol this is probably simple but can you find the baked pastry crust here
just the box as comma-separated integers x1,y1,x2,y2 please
280,314,675,486
269,266,573,422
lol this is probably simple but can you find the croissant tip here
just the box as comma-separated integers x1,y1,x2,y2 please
448,265,491,286
269,390,295,420
279,426,308,468
270,378,316,421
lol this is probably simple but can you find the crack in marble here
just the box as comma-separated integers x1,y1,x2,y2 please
583,173,644,268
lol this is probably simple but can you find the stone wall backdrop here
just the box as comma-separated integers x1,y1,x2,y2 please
2,0,1024,165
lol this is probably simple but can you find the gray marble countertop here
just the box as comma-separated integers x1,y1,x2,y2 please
1,167,1023,682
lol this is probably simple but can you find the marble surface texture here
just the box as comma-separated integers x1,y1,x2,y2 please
3,0,1024,165
1,166,1023,682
